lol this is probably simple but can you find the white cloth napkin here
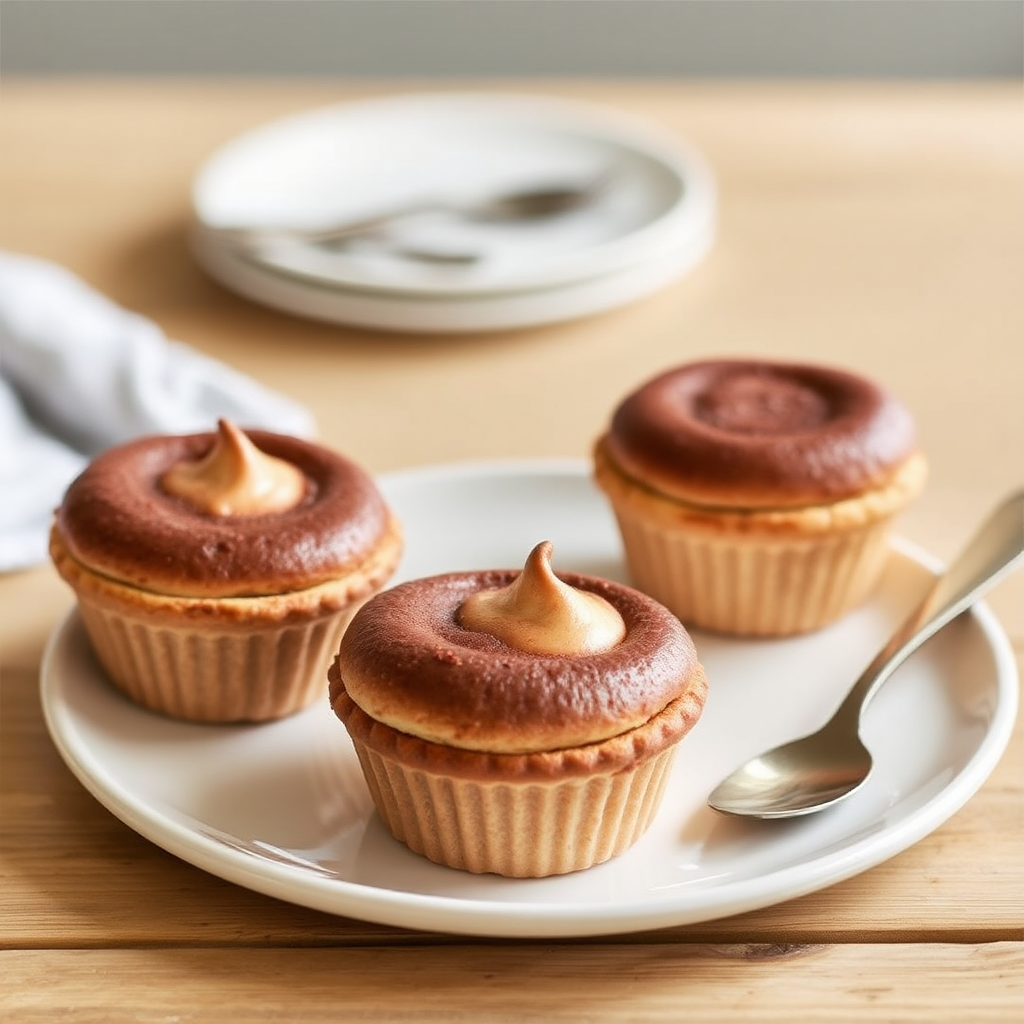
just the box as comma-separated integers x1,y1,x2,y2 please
0,251,316,572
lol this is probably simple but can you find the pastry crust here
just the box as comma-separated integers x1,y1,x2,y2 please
604,359,920,509
54,428,394,598
334,568,701,754
50,515,403,627
330,659,708,782
594,436,929,539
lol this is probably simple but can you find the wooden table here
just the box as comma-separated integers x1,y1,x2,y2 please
2,80,1021,1021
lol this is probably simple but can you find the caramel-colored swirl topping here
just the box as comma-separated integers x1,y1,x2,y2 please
603,359,920,509
160,419,306,516
458,541,626,655
692,371,831,435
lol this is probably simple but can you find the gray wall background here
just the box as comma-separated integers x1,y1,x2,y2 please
1,0,1022,78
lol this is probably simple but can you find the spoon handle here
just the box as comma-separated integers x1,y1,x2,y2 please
215,172,610,251
834,490,1024,726
216,201,441,250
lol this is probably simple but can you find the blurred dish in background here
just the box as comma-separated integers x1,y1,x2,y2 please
191,92,717,333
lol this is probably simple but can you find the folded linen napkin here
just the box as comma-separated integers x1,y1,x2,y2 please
0,251,315,572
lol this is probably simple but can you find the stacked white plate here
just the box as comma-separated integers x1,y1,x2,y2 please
191,92,717,333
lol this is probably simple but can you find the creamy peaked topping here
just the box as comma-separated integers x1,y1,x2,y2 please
160,419,306,516
458,541,626,655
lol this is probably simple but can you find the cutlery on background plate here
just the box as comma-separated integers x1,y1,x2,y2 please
213,170,613,260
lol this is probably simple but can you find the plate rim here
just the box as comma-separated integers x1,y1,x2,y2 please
39,459,1020,938
189,216,715,334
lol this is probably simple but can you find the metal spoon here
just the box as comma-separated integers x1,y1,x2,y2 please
707,489,1024,820
215,171,611,253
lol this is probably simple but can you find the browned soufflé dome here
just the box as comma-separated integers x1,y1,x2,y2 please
53,424,395,598
330,543,707,772
602,358,920,509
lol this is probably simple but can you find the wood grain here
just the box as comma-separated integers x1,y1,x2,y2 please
2,944,1021,1022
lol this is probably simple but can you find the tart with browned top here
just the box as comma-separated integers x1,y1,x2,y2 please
593,359,927,635
329,541,707,877
50,420,402,722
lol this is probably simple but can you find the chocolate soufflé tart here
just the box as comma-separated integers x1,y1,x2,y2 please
593,358,927,636
50,420,402,722
329,541,708,878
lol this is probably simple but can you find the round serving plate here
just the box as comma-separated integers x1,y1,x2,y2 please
41,462,1018,939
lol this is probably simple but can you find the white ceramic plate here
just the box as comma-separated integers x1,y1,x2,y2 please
190,92,716,331
40,462,1018,939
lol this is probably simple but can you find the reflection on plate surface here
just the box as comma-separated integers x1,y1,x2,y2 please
40,461,1017,938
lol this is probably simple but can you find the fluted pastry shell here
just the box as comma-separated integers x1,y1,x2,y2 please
50,425,404,722
593,359,928,636
328,563,708,876
330,658,707,877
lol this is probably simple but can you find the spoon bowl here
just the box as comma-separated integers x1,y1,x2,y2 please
708,726,874,819
708,489,1024,819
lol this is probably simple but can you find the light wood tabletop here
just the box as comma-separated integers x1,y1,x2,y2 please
1,79,1021,1021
